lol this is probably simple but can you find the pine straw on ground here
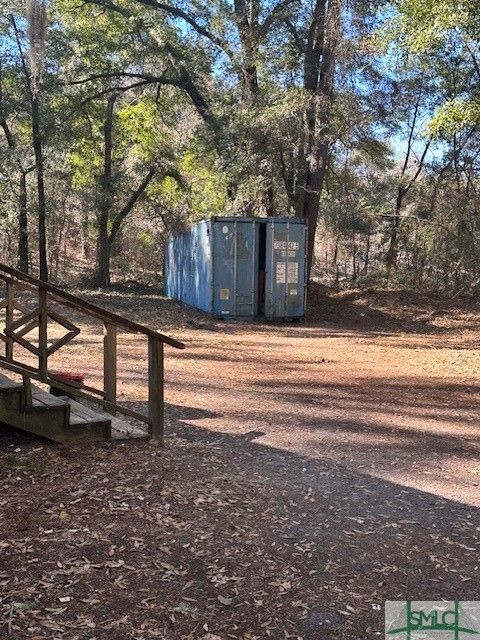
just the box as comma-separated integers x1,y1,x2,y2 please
1,286,479,639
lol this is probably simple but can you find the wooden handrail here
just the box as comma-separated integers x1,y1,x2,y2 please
0,263,185,444
0,263,185,349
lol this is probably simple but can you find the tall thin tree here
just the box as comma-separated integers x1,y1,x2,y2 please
25,0,48,281
0,60,32,273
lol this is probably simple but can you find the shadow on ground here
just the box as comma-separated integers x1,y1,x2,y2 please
0,405,478,639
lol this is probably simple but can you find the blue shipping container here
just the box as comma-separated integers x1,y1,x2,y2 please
165,217,307,320
264,218,307,320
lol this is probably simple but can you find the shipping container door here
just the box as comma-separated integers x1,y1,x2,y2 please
264,220,307,319
212,220,258,317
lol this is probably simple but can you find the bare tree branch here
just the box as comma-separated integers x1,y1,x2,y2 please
259,0,298,37
109,166,156,245
81,0,229,53
403,138,432,195
283,18,305,54
59,80,155,126
466,44,480,81
67,71,167,85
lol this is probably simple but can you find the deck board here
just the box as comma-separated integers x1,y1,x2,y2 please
67,399,110,426
62,396,147,438
32,391,70,409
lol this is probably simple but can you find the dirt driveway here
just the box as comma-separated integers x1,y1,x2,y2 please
1,287,479,639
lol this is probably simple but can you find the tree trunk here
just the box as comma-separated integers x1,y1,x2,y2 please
97,165,157,286
296,0,342,281
97,240,112,288
385,187,404,284
96,94,117,288
18,171,29,272
234,0,260,104
264,179,276,217
363,231,370,275
95,93,157,287
108,166,156,246
303,137,329,279
294,0,327,220
0,62,30,274
242,61,259,103
31,93,48,281
352,235,357,284
333,234,340,289
383,78,430,286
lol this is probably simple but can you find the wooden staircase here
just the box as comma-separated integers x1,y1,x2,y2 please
0,373,111,444
0,263,185,445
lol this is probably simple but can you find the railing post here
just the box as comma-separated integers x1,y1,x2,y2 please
148,336,164,444
103,322,117,407
5,281,14,361
23,375,32,410
38,287,48,378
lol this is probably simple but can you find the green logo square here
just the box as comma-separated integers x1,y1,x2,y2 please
385,601,480,639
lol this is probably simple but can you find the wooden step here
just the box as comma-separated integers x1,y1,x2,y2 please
64,397,112,442
63,398,146,440
32,388,72,411
0,373,112,444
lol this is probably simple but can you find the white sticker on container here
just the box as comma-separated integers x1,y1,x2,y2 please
220,288,230,300
276,263,286,284
290,288,298,296
274,241,300,251
222,225,229,233
288,262,299,284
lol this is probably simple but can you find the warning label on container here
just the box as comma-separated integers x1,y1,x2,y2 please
288,262,299,284
276,262,299,284
220,288,230,300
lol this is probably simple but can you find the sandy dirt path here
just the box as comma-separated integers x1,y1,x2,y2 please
1,288,479,639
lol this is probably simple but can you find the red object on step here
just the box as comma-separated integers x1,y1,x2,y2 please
49,371,85,398
50,371,85,385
